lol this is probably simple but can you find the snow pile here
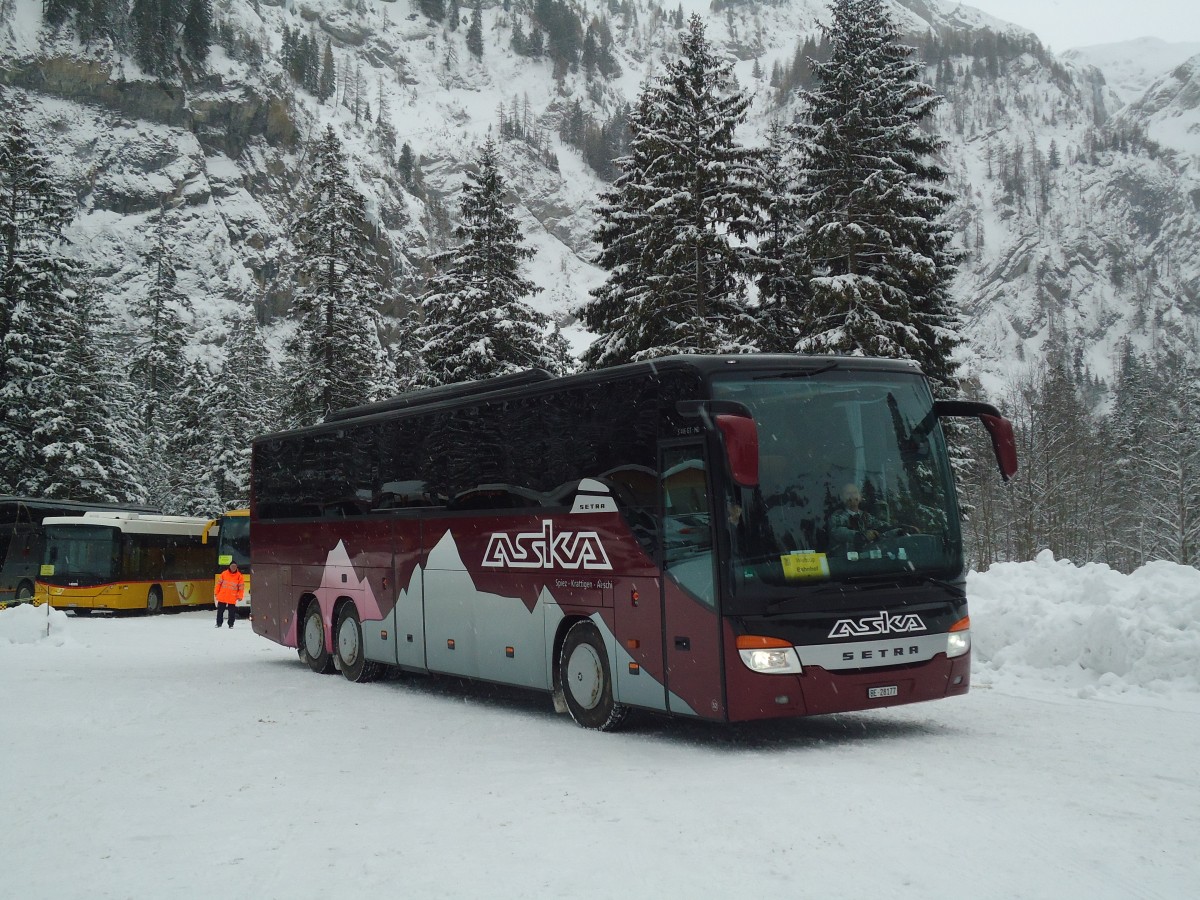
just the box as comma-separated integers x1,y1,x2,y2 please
0,602,72,646
970,550,1200,698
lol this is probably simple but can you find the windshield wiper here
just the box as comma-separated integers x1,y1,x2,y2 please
753,363,838,380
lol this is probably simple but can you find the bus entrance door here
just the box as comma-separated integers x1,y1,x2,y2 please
660,444,725,720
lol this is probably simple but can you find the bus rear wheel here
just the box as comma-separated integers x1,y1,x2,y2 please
299,604,335,674
146,586,163,615
335,605,382,683
559,621,628,732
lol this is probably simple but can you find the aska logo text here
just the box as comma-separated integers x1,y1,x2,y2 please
482,520,612,571
828,611,927,639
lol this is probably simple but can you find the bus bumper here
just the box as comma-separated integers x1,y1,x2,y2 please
725,649,971,722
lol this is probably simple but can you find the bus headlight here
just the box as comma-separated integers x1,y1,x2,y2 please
736,636,803,674
947,617,970,658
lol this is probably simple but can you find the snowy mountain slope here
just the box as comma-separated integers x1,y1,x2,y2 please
2,0,1199,398
1063,38,1200,104
1119,52,1200,159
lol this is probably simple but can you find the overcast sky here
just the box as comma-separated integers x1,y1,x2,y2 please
958,0,1200,52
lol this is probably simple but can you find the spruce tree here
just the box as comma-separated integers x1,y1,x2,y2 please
753,121,806,349
417,138,572,385
209,305,282,509
0,105,77,493
579,14,761,368
128,208,192,510
182,0,213,67
787,0,961,389
60,282,147,503
129,208,190,431
319,40,336,102
130,0,176,78
467,0,484,59
163,359,222,516
283,125,389,424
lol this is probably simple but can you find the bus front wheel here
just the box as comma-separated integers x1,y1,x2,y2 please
335,605,382,683
299,604,335,674
146,586,163,615
559,621,629,732
16,581,33,602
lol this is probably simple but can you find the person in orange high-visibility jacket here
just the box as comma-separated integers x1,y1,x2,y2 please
214,561,244,629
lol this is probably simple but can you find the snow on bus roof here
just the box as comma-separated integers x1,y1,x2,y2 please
40,511,213,536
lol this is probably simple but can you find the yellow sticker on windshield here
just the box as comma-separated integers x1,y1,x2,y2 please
218,554,233,565
40,564,55,576
780,551,829,580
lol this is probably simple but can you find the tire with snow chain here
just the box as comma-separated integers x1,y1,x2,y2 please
559,620,628,731
335,605,383,683
299,603,336,674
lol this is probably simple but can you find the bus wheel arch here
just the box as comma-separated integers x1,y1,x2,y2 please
146,585,163,615
15,580,34,602
297,595,335,674
558,619,629,732
334,600,382,684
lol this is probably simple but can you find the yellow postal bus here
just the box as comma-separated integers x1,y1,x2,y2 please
35,512,215,615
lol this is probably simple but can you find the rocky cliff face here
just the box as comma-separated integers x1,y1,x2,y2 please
2,0,1198,390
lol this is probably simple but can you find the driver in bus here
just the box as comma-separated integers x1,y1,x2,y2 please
829,483,889,553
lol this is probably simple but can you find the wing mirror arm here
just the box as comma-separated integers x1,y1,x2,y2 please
934,400,1019,481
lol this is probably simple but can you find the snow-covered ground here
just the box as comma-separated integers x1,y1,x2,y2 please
3,553,1198,899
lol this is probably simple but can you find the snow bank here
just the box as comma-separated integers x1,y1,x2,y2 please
0,602,72,645
970,550,1200,698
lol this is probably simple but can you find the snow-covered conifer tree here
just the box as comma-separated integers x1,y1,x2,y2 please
788,0,961,388
579,14,761,368
753,121,806,350
130,208,190,431
127,208,194,509
162,359,222,515
467,0,484,58
23,281,147,503
209,305,283,509
283,125,389,424
0,104,78,493
418,138,573,385
182,0,213,67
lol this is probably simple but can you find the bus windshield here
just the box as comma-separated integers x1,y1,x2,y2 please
712,369,962,603
217,516,251,570
41,525,119,583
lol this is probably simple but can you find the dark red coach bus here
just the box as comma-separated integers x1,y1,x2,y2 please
249,355,1016,730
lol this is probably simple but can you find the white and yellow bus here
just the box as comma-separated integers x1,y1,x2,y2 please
204,509,251,614
35,512,216,615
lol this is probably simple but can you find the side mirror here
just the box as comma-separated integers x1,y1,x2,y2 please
715,414,760,487
677,400,760,487
934,400,1018,482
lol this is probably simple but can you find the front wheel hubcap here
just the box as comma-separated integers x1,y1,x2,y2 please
566,644,603,710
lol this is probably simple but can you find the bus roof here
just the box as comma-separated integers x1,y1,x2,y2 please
41,512,213,537
0,496,160,522
257,354,925,445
